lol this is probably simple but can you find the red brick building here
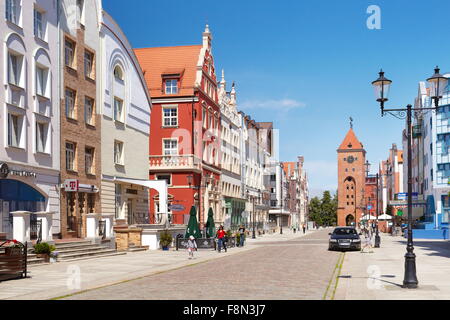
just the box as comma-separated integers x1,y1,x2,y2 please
337,128,366,226
364,176,377,218
135,25,221,228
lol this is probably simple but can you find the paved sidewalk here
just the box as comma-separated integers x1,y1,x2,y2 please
0,229,313,300
334,233,450,299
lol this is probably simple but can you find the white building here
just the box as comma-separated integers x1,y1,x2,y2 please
0,0,60,238
218,71,245,229
405,75,450,236
99,10,152,226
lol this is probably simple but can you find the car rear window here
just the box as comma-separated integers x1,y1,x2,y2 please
333,228,357,235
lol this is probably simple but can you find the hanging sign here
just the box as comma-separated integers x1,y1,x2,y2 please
64,179,79,192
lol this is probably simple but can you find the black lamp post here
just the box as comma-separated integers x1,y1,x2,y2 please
246,189,256,239
365,160,381,248
279,163,284,234
371,67,446,289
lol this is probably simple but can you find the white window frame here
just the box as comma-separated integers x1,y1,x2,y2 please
35,65,48,97
35,121,48,153
77,0,84,25
85,147,94,175
162,106,178,127
66,142,76,171
34,7,45,40
8,52,22,87
113,97,124,123
65,38,75,68
65,88,76,119
163,138,178,156
165,79,178,94
84,96,94,125
5,0,20,26
114,140,124,165
84,50,93,78
7,113,22,148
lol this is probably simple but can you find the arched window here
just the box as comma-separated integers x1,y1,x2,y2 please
114,65,123,81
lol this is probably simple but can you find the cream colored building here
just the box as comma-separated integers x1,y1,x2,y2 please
98,10,152,225
219,71,245,229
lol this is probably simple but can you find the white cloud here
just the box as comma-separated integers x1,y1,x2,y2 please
240,98,306,111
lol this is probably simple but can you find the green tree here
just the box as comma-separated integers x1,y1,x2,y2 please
308,197,322,225
308,191,338,226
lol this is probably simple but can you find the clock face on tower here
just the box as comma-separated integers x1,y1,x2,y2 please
347,156,355,163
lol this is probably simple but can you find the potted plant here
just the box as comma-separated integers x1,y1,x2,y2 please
33,242,56,263
50,251,59,263
159,230,173,251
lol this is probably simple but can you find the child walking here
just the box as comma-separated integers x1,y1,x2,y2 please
187,235,197,259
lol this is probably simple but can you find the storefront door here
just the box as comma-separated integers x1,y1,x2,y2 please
127,200,133,225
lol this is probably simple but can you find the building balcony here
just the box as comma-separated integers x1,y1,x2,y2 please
149,154,202,172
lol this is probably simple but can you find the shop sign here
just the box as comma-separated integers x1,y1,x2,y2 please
0,162,37,179
64,179,79,192
0,163,9,179
169,204,185,212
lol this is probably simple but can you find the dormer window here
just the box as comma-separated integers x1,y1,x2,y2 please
165,79,178,94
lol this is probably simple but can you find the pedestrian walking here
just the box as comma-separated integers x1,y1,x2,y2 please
302,223,306,234
187,235,197,259
216,225,227,253
238,225,245,247
360,228,373,253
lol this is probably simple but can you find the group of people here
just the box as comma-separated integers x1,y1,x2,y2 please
359,222,378,253
292,223,307,234
186,224,247,259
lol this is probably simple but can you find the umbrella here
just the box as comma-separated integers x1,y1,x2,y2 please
185,206,201,239
205,208,216,238
378,214,392,220
361,214,377,220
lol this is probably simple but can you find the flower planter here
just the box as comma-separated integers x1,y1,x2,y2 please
5,247,21,256
162,246,169,251
36,253,50,263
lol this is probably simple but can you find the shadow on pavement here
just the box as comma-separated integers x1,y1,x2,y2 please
394,239,450,259
338,275,403,287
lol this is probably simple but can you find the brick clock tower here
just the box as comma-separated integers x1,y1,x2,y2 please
337,127,366,226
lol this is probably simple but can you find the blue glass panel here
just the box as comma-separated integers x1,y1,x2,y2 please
0,179,45,202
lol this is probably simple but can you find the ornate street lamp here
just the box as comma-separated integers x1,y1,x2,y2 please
279,162,284,234
371,66,446,289
365,160,381,248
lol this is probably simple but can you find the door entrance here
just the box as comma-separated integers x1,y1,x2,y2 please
345,214,355,226
127,200,133,225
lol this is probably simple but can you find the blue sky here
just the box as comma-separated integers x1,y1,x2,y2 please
104,0,450,197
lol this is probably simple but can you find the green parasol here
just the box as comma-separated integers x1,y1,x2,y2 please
205,207,216,238
185,206,201,238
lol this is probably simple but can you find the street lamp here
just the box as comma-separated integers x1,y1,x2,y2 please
365,160,381,248
279,162,284,234
371,67,446,289
246,189,256,239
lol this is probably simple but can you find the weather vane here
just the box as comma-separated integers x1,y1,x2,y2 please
349,117,353,129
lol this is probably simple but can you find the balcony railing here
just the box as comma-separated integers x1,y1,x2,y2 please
149,155,202,172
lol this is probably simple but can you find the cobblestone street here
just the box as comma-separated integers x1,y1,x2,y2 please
63,229,340,300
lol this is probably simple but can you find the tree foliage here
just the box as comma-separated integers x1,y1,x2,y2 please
308,191,338,226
